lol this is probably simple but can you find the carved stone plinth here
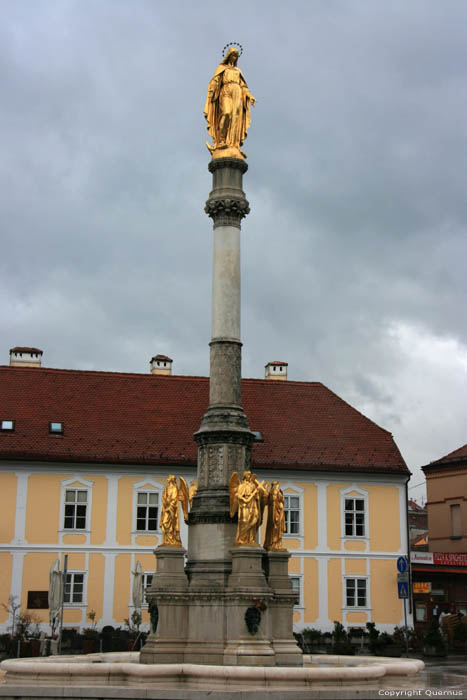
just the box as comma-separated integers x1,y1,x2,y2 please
264,550,303,667
140,545,188,664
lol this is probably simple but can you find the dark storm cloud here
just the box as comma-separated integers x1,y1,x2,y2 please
2,0,467,500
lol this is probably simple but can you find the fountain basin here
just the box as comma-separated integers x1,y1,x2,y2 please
0,652,424,698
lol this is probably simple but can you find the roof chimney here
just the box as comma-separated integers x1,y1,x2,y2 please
265,361,288,381
10,347,43,368
150,354,173,376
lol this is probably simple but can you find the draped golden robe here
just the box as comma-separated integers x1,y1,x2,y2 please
204,54,254,158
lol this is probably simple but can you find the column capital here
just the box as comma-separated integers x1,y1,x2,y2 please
205,157,250,228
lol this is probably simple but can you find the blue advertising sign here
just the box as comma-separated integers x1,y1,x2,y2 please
398,581,409,599
397,556,407,573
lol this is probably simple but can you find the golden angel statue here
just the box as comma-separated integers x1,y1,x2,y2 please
229,470,267,546
204,45,256,160
160,475,190,546
263,481,286,551
188,478,198,507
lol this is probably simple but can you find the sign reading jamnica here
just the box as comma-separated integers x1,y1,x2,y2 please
411,552,467,566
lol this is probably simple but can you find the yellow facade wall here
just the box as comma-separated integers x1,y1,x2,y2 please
0,473,17,542
328,558,342,622
298,482,317,550
326,484,345,550
87,554,105,622
22,552,56,622
365,485,400,552
63,609,83,624
0,553,13,623
63,534,87,545
63,553,86,570
117,478,134,546
344,541,366,552
135,535,159,548
370,559,400,624
25,474,66,544
303,557,318,623
114,554,131,622
87,475,107,545
288,557,301,574
138,554,156,572
345,559,366,575
347,612,367,624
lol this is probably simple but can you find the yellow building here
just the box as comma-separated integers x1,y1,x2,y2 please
0,351,412,633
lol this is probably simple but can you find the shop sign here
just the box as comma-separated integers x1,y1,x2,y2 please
411,552,467,567
433,552,467,566
411,552,433,564
413,582,431,594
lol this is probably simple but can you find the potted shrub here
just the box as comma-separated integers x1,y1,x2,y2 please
124,610,142,650
331,621,354,655
378,631,402,657
453,622,467,651
301,627,323,653
82,628,98,654
366,622,381,655
348,626,368,654
423,618,446,657
82,609,98,653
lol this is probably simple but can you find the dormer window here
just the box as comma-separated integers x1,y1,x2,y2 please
49,421,63,434
1,420,14,431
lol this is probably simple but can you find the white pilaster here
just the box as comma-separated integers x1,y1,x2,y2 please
13,472,30,545
9,551,25,618
316,481,329,551
317,556,330,628
105,474,120,546
102,552,117,626
398,483,408,554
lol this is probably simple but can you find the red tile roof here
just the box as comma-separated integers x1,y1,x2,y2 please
0,366,408,474
423,443,467,472
408,499,426,512
266,361,288,366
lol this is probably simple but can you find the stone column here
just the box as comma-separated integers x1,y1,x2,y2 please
188,158,255,587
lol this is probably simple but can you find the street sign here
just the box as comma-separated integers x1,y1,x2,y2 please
398,581,409,599
397,572,409,583
397,556,407,573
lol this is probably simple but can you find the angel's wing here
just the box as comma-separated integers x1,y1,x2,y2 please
229,472,240,517
258,480,269,524
178,476,189,523
188,478,198,508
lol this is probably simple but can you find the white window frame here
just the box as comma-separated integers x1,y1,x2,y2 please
340,486,369,543
343,576,369,610
141,572,154,608
281,483,304,540
132,479,162,535
63,570,87,607
290,575,303,608
59,476,93,534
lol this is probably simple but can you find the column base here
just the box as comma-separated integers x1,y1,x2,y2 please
141,542,302,666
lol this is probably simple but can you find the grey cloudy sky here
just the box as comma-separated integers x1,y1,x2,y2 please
2,0,466,501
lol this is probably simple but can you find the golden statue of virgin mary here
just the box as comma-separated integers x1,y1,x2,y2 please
204,46,256,160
